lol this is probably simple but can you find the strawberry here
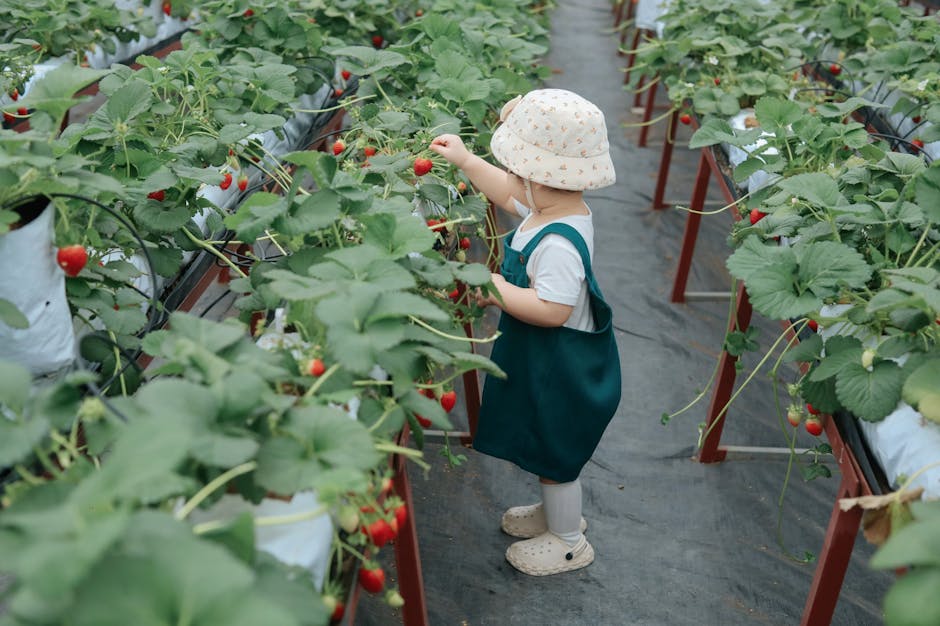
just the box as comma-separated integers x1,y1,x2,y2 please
679,113,692,125
362,518,395,547
2,112,13,124
393,504,407,530
237,175,248,191
805,416,824,437
911,138,925,152
426,218,446,232
713,77,720,85
456,181,467,193
337,505,359,534
9,88,18,101
341,69,351,80
455,250,466,263
147,190,165,202
243,8,254,17
332,139,345,156
334,88,344,97
807,319,819,332
372,35,384,48
806,403,820,416
414,157,433,176
459,237,471,250
309,358,326,377
415,414,432,428
56,245,88,277
322,595,344,623
912,115,922,123
385,589,405,608
749,208,767,225
363,145,377,157
379,476,393,496
162,1,171,15
448,287,461,301
829,63,841,76
861,348,875,369
359,565,385,593
440,390,457,413
416,9,424,17
16,107,27,117
219,172,233,190
786,405,803,427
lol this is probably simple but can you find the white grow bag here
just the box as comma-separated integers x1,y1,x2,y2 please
0,201,76,374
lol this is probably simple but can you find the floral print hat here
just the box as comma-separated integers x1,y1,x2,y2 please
490,88,616,191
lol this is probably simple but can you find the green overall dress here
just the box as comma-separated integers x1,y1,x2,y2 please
474,222,622,483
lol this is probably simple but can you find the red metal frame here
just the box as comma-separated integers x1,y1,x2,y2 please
652,110,679,209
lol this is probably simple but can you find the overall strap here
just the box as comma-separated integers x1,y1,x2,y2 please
518,223,594,279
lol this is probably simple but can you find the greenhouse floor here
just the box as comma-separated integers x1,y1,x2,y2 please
350,1,893,624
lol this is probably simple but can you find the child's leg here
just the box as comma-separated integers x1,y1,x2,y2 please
540,477,582,546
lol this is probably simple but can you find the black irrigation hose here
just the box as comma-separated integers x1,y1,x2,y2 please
868,132,935,162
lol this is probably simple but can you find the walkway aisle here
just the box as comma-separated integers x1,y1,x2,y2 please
360,2,892,624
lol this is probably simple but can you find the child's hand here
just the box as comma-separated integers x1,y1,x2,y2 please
429,134,471,168
475,273,506,308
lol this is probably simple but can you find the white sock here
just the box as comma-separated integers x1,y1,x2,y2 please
541,479,582,546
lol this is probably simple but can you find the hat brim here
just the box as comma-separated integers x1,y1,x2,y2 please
490,123,616,191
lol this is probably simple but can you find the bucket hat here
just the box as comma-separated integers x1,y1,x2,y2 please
490,89,615,191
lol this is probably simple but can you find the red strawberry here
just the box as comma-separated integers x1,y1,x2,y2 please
220,172,233,190
459,237,471,250
17,107,27,117
2,112,13,124
829,63,841,76
308,358,326,377
56,245,88,277
393,504,407,530
806,403,820,416
243,8,254,17
679,113,692,125
448,288,461,302
363,518,394,547
805,416,824,437
332,139,345,156
440,390,457,413
713,77,720,85
9,88,18,101
359,565,385,593
147,190,165,202
364,145,377,157
414,157,433,176
341,69,351,80
456,181,467,193
912,115,922,123
807,319,818,332
237,175,248,191
372,35,384,48
162,1,171,15
749,208,767,225
415,414,432,428
911,138,925,152
334,88,344,97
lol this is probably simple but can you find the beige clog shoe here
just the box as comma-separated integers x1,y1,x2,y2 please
505,531,595,576
500,503,587,539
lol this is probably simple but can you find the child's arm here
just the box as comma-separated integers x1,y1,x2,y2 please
480,273,573,328
429,134,526,214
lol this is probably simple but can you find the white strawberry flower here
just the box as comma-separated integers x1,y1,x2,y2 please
707,55,719,66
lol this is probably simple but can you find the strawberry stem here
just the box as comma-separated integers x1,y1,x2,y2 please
408,315,500,344
175,461,258,521
182,227,248,279
303,363,341,398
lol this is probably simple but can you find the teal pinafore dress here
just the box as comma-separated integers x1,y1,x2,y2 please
474,222,621,483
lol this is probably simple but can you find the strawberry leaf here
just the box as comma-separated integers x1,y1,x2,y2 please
777,173,845,208
754,96,802,130
783,333,822,363
0,297,29,329
688,117,762,149
902,359,940,423
274,190,342,236
801,371,841,414
835,361,904,421
914,164,940,222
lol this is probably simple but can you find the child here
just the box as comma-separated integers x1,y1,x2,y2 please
429,89,621,576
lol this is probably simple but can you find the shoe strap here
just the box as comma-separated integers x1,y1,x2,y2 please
564,536,589,561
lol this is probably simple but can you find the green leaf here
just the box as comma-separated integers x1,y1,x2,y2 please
777,173,845,208
801,372,841,414
369,291,449,324
835,361,904,421
132,201,192,233
0,415,49,467
325,45,410,75
724,326,759,357
106,80,153,124
797,241,872,296
688,118,761,149
273,190,341,236
255,406,381,495
253,554,330,626
224,192,287,241
881,569,940,626
0,297,29,329
201,511,255,566
746,261,820,319
902,359,940,423
0,360,32,412
754,96,802,130
726,236,788,281
913,164,940,222
783,333,822,363
810,335,863,381
283,151,335,188
452,351,506,378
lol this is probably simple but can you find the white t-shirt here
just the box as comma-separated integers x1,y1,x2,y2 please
509,199,595,332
